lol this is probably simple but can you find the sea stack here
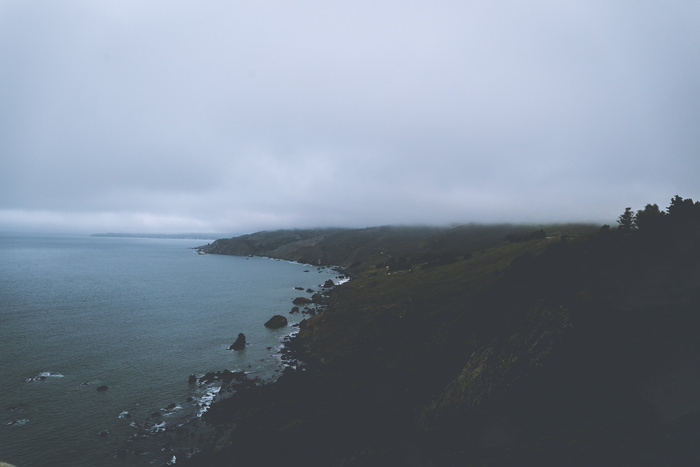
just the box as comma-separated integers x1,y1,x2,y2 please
229,333,246,350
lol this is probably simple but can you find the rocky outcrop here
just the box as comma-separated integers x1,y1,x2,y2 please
229,333,246,351
264,315,288,329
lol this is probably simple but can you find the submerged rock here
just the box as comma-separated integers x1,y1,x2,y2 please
96,385,109,392
264,315,288,329
229,333,247,351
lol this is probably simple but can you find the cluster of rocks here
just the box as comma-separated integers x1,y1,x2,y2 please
188,370,248,386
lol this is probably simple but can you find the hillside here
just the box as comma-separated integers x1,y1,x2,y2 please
184,197,700,466
198,223,596,274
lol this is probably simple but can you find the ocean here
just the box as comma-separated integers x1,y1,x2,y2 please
0,233,341,466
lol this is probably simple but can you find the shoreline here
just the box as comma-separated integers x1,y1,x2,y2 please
114,257,349,465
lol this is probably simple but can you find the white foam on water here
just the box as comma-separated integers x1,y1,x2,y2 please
25,371,64,382
162,405,183,416
195,385,221,417
148,421,167,433
3,419,29,426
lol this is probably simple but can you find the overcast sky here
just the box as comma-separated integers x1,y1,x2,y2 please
1,1,699,234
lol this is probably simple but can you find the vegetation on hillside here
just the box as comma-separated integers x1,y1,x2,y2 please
185,197,700,466
199,223,598,274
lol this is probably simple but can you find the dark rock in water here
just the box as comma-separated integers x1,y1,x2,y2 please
165,403,177,410
290,307,300,314
264,315,288,329
323,279,335,288
306,288,314,293
229,332,246,351
151,411,161,418
96,385,108,392
200,371,218,383
292,297,312,305
186,396,194,402
98,430,109,437
294,286,305,290
188,374,197,384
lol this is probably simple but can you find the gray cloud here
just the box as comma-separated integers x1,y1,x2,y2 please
1,1,699,233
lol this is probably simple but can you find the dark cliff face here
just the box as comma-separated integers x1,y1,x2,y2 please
187,200,700,466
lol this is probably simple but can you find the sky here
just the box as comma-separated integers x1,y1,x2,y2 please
1,1,699,234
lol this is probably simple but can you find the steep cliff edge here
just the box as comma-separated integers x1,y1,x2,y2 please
186,198,700,466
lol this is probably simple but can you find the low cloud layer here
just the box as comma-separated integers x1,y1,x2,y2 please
2,1,699,233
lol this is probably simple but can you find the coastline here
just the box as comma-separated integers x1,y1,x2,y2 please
120,256,350,465
178,212,700,466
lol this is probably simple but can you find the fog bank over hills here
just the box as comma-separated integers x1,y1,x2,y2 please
2,2,699,234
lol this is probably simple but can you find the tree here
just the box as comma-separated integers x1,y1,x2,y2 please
635,203,665,232
666,195,700,229
616,207,636,232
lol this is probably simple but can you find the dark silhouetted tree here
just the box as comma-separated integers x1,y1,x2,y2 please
635,203,665,232
616,207,636,232
666,195,700,230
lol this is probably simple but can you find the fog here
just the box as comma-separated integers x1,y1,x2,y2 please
2,1,699,233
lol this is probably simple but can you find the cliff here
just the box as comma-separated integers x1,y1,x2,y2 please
185,197,700,466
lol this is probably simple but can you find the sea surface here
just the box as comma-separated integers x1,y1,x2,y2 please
0,233,341,466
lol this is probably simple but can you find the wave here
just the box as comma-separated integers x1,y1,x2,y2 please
24,371,64,382
195,385,221,417
3,419,29,426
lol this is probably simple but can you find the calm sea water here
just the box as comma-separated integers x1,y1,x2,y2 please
0,233,341,466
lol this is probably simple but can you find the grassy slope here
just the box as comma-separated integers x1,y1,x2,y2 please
187,211,700,466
